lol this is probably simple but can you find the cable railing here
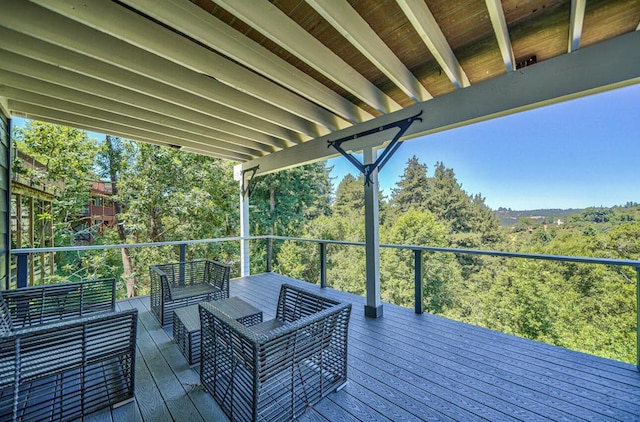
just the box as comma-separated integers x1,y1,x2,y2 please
9,235,640,370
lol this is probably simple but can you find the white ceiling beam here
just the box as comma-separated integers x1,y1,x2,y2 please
213,0,401,114
120,0,372,125
306,0,431,102
0,96,9,119
568,0,587,52
396,0,470,89
2,0,324,138
0,69,281,152
1,87,266,158
9,101,251,161
242,31,640,174
23,112,219,159
0,37,300,146
485,0,516,72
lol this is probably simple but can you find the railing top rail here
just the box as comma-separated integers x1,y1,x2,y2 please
11,235,640,268
265,235,640,268
12,237,242,254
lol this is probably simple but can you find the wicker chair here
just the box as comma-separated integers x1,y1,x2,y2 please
0,279,137,422
149,259,230,326
200,283,352,422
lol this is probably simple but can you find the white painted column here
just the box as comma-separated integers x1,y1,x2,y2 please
240,191,250,277
363,147,383,318
234,165,250,277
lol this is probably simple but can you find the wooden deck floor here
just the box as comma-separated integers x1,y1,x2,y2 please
95,272,640,421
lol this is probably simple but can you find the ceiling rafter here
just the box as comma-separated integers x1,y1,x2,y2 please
306,0,432,103
396,0,470,89
1,86,269,158
34,0,349,133
15,109,222,159
7,0,327,138
0,35,303,146
9,101,253,161
213,0,402,114
0,70,280,153
121,0,373,125
0,56,295,151
569,0,587,52
8,87,264,158
485,0,516,72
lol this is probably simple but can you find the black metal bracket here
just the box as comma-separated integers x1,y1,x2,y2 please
241,166,259,198
327,111,423,185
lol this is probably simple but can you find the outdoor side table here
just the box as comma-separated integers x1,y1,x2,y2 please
173,297,263,365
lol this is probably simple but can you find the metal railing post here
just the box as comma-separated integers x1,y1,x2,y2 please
16,253,28,289
179,243,186,286
414,249,423,314
319,242,327,288
266,237,273,272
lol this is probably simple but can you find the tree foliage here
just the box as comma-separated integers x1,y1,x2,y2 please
14,121,98,228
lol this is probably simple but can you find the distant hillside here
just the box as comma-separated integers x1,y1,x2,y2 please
494,208,584,226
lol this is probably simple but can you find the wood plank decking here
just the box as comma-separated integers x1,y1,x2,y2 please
93,272,640,421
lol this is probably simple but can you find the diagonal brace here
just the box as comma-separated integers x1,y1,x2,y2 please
328,111,423,185
241,165,260,198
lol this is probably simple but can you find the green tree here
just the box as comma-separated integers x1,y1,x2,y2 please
381,209,462,312
117,143,238,295
14,121,98,229
390,155,429,213
96,136,137,296
333,173,364,217
249,162,333,272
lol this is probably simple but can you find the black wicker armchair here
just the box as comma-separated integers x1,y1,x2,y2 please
200,283,352,422
0,279,137,422
150,259,230,326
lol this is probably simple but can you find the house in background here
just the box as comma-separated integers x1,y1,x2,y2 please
73,181,116,244
10,149,61,285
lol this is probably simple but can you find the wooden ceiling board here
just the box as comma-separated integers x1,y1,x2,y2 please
454,36,507,84
501,0,568,26
581,0,640,48
410,60,458,98
509,3,570,64
427,0,496,49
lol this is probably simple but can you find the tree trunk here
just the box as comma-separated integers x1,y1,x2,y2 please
105,136,135,297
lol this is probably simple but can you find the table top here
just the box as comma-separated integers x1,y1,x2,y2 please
174,297,262,332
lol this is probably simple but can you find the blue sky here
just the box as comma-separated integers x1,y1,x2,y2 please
328,84,640,210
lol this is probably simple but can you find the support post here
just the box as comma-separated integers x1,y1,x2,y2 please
319,242,327,288
16,253,27,289
414,250,423,314
28,197,34,286
363,147,382,318
39,201,45,284
240,184,250,277
266,237,273,272
179,243,186,286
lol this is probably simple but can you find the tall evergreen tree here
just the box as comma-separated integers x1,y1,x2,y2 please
332,173,364,217
426,162,471,232
390,155,429,213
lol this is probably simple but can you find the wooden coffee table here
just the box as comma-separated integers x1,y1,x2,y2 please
173,297,262,365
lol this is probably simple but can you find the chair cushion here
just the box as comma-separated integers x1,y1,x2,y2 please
170,284,221,300
246,318,285,336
